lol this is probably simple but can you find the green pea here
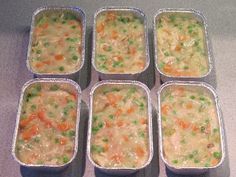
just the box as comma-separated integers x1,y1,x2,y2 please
33,137,40,143
164,51,170,56
188,154,194,159
159,62,165,69
213,152,221,159
91,145,104,153
50,84,59,91
55,138,59,144
169,14,176,22
93,115,98,122
36,50,41,54
102,138,108,142
172,159,178,164
31,104,36,110
112,61,123,68
183,66,189,70
138,131,145,138
72,55,78,61
92,126,99,134
63,155,70,163
59,66,64,71
109,115,114,120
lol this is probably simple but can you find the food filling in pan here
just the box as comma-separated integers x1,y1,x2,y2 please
95,11,146,74
15,83,78,165
161,85,222,167
29,11,82,74
91,84,149,168
156,13,209,77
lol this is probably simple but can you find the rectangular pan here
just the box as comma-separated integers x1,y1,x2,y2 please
92,7,150,80
87,80,153,175
154,8,213,82
26,6,86,80
157,81,225,175
12,78,82,171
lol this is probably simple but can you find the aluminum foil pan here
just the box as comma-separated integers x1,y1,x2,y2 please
26,6,86,80
12,78,82,171
157,81,225,175
92,7,150,80
87,80,153,175
154,8,213,82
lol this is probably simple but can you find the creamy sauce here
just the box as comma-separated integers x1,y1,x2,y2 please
161,85,222,167
156,13,209,77
15,83,78,165
29,11,82,74
95,11,146,73
91,84,149,168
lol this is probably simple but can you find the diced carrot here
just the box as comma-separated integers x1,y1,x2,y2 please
111,154,123,163
176,119,190,129
128,47,137,55
64,32,69,37
30,153,39,160
115,109,122,117
35,62,44,68
163,63,173,73
34,27,42,35
116,119,124,127
54,54,64,61
211,158,219,166
71,92,77,100
41,23,49,29
42,60,51,65
186,102,193,109
58,39,64,47
105,120,112,128
140,118,147,124
111,30,118,39
106,93,118,106
96,23,105,33
21,125,39,140
179,35,187,41
70,110,77,118
59,137,67,145
68,20,75,25
113,55,123,61
38,111,53,128
135,146,145,157
20,114,37,128
122,135,129,142
26,158,32,164
57,25,62,29
136,61,145,68
163,29,171,35
104,144,109,152
205,123,211,134
161,104,171,115
127,106,135,114
57,122,73,132
78,46,82,54
175,87,185,96
191,124,199,132
175,44,181,51
106,12,116,21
